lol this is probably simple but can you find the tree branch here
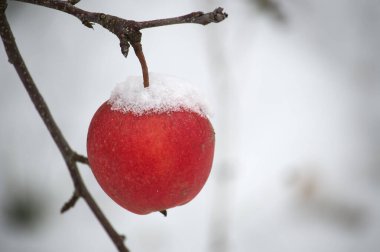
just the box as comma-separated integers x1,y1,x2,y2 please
0,2,129,251
137,7,228,29
73,152,89,165
61,190,80,213
12,0,139,58
10,0,228,87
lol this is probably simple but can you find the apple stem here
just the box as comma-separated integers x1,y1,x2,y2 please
132,42,149,88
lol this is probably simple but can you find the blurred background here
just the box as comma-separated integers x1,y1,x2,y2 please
1,0,380,251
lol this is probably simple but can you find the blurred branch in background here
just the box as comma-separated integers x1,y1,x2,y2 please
287,165,368,230
2,187,47,232
206,0,286,250
249,0,285,21
206,0,235,251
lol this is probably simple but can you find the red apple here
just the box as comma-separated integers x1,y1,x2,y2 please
87,102,215,215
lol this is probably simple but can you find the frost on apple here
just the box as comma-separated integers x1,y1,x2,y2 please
108,73,211,117
87,73,215,215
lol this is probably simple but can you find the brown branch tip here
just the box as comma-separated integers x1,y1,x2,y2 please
61,191,80,213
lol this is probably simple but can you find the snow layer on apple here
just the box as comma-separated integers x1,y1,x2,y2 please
109,73,210,117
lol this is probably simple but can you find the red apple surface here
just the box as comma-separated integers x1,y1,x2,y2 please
87,102,215,214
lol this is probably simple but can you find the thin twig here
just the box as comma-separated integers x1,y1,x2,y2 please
0,2,129,251
61,190,80,213
138,7,228,29
74,152,90,165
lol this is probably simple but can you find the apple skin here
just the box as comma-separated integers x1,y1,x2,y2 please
87,102,215,215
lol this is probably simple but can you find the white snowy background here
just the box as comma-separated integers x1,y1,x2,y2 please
1,0,380,251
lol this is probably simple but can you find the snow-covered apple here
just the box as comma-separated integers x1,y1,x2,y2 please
87,74,215,215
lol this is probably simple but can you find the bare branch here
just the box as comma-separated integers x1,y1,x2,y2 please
0,3,129,251
138,7,228,29
10,0,227,87
12,0,139,58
